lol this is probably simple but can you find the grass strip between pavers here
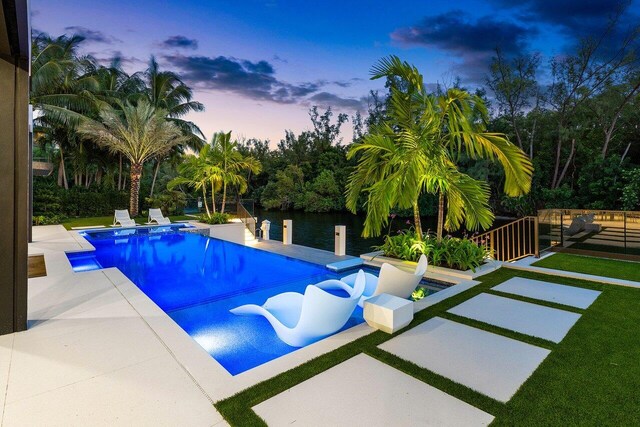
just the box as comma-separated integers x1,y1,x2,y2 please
533,253,640,282
215,267,640,426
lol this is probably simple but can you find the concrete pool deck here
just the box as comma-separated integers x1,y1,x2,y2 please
250,239,358,265
3,225,385,425
3,225,226,426
6,225,490,426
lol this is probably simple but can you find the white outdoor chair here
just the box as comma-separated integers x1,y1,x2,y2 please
147,208,171,225
113,210,136,227
230,270,366,347
341,255,428,307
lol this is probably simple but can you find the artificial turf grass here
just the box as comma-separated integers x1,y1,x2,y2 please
533,252,640,282
214,267,640,427
60,215,193,230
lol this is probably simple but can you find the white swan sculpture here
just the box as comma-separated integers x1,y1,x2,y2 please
341,255,428,307
230,270,366,347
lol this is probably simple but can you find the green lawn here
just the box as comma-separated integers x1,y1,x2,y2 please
533,253,640,282
60,215,193,230
216,267,640,426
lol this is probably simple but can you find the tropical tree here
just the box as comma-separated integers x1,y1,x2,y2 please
346,56,533,240
210,132,262,213
31,33,101,188
78,100,188,216
167,145,222,217
137,57,206,197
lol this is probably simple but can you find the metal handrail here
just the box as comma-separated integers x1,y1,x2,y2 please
236,200,256,238
470,216,539,262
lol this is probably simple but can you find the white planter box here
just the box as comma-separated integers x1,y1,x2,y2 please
360,251,501,281
200,222,245,244
363,294,414,334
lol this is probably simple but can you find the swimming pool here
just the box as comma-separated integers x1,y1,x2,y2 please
67,225,368,375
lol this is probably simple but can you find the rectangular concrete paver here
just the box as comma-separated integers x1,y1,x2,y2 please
379,317,550,402
448,293,581,343
253,353,494,426
493,277,601,309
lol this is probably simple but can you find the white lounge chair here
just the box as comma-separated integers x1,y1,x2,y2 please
341,255,428,307
113,210,136,227
230,270,366,347
147,208,171,225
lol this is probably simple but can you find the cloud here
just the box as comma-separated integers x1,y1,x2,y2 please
391,11,537,83
331,78,364,88
492,0,628,35
391,11,535,55
64,26,121,44
163,53,322,103
163,53,366,110
490,0,638,55
89,50,145,67
306,92,367,110
160,35,199,50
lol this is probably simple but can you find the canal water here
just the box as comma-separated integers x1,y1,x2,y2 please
254,209,488,256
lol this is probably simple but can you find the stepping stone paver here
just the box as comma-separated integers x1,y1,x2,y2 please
253,353,494,426
378,317,550,402
448,293,581,343
492,277,601,309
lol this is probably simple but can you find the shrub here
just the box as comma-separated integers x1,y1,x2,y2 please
33,178,129,217
198,213,231,224
33,214,67,225
145,190,187,216
375,229,489,271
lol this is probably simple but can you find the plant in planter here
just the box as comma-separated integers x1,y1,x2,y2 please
198,212,231,225
375,229,490,271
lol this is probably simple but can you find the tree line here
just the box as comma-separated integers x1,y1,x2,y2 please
33,23,640,226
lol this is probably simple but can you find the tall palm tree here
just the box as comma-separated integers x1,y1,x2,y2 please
31,33,101,188
346,56,533,240
137,58,206,196
210,132,262,213
78,100,188,216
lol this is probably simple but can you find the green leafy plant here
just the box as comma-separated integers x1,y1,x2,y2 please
145,190,187,216
411,287,428,301
375,229,489,271
198,212,231,225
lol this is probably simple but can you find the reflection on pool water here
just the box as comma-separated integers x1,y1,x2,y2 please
67,225,373,375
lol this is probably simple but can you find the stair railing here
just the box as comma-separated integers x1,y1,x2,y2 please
470,216,539,262
236,199,256,238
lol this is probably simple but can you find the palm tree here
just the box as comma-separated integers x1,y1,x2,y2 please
210,132,262,213
137,58,206,197
346,56,533,240
78,100,188,216
167,145,222,217
31,33,101,188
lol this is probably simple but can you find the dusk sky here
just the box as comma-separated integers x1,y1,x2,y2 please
32,0,640,144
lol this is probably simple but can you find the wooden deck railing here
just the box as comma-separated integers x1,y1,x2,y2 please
471,216,539,262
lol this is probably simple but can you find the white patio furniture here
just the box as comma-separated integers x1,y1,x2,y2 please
363,293,414,334
230,270,366,347
113,210,136,227
341,254,428,307
148,208,171,225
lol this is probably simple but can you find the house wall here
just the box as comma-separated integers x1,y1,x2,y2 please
0,0,30,334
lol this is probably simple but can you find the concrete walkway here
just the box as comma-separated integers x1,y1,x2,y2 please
253,354,495,426
448,293,581,343
1,226,225,427
251,239,357,266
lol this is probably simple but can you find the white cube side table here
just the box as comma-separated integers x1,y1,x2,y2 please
363,294,414,334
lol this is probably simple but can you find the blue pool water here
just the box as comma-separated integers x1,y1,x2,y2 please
67,225,366,375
